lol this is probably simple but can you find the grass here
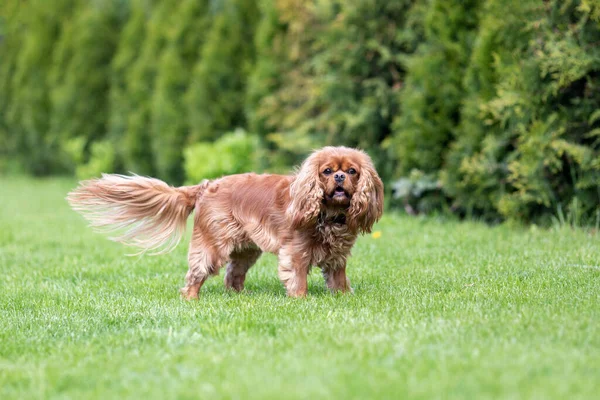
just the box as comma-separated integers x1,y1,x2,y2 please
0,176,599,400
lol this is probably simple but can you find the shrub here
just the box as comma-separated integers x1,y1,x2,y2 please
48,0,124,174
65,138,116,180
150,0,210,184
184,130,262,184
442,0,600,223
186,0,259,143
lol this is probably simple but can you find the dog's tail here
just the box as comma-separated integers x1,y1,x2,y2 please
67,174,205,255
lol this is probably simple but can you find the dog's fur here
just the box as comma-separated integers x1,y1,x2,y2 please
67,146,384,298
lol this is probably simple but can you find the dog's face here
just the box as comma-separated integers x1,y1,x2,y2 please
319,154,362,208
288,146,384,233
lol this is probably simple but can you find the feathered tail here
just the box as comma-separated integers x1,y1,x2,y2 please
67,174,204,255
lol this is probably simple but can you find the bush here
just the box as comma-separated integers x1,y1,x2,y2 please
186,0,259,143
1,0,599,225
440,0,600,223
73,139,116,180
150,0,211,184
184,129,262,184
48,0,124,174
391,0,481,176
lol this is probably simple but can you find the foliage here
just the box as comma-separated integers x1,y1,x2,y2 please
440,0,600,223
2,177,600,399
65,137,117,179
391,0,482,175
184,129,261,183
108,0,147,174
48,0,125,174
151,0,211,183
186,0,259,144
248,0,415,176
0,0,21,173
1,0,599,224
2,0,78,175
120,0,173,177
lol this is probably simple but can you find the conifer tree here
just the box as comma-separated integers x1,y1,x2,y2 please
0,0,22,171
248,0,414,174
7,0,78,175
245,0,286,138
391,0,481,177
186,0,259,142
151,0,210,183
122,0,174,176
48,0,124,173
109,0,148,172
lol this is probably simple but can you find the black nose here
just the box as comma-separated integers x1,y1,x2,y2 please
334,173,346,183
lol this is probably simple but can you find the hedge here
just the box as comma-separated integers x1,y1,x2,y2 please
1,0,598,224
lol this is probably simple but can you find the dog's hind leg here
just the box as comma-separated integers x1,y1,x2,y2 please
224,247,262,292
181,233,230,300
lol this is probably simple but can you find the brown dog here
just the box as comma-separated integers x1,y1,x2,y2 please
67,146,383,298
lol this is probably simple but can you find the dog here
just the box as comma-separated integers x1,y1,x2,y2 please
67,146,384,298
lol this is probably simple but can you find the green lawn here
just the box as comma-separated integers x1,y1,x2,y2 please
1,177,599,399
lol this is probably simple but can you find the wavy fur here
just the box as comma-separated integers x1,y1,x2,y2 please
67,147,383,298
67,174,202,255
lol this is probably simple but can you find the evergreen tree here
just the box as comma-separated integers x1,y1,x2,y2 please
248,0,415,174
245,0,286,138
186,0,259,142
0,0,22,171
109,0,148,172
442,0,600,223
310,0,416,179
48,0,125,173
6,0,78,175
151,0,210,183
122,0,174,176
244,0,326,160
391,0,481,177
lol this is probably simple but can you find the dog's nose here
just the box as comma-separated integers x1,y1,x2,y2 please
334,173,346,183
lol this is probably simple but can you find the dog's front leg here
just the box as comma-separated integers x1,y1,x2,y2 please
277,244,311,297
321,259,353,294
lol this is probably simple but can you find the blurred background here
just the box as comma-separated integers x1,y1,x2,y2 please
0,0,598,226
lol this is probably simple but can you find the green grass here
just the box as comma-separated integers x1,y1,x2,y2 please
1,177,599,400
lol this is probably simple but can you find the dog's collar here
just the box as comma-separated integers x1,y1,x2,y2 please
319,212,346,225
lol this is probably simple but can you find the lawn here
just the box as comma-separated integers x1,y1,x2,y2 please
1,177,599,399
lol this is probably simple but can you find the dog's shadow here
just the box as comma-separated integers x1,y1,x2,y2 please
188,277,335,299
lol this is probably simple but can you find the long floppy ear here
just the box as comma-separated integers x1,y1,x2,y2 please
287,152,324,228
347,156,384,234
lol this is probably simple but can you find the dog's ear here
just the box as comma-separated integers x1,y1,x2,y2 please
347,155,384,234
287,152,323,228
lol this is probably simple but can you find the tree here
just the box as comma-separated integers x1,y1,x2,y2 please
442,0,600,223
391,0,482,177
0,0,22,172
6,0,78,175
48,0,125,174
109,0,148,173
186,0,259,143
150,0,210,183
121,0,174,176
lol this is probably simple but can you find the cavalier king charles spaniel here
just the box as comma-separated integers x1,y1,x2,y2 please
67,146,383,298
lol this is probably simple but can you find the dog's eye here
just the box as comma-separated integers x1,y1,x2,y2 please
323,168,332,175
348,168,357,175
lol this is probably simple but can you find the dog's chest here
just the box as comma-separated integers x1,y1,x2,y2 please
311,222,356,266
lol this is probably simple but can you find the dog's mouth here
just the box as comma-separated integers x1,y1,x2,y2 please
330,186,349,199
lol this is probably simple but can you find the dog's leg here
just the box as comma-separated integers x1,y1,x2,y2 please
224,248,262,292
180,275,207,300
181,234,229,300
321,260,353,293
278,245,311,297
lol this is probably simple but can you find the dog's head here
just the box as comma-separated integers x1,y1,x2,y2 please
287,147,384,233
